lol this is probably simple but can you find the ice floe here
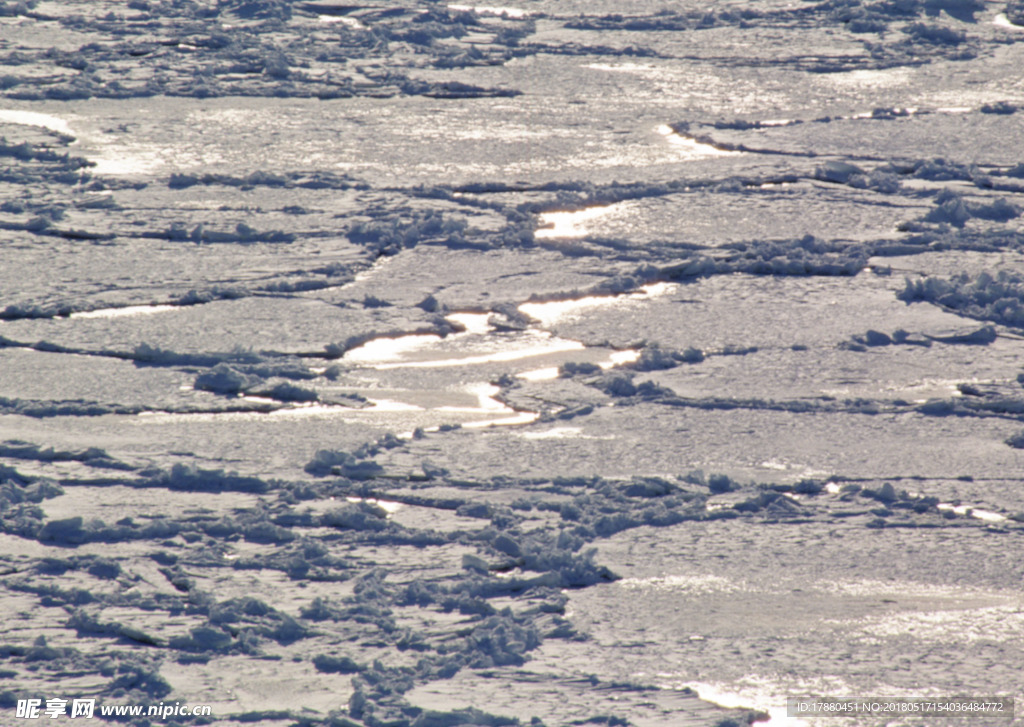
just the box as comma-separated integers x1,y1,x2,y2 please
5,2,1024,724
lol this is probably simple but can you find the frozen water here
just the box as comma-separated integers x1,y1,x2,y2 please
4,1,1024,725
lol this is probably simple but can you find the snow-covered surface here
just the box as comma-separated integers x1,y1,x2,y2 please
2,1,1024,726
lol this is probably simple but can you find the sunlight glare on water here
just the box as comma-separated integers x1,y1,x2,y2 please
343,334,444,364
824,68,909,87
534,203,628,239
656,124,741,159
367,336,585,369
88,148,167,176
673,682,808,727
519,283,677,327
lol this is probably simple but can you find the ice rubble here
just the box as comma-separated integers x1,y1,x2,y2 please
194,363,321,402
0,1,524,102
899,270,1024,328
4,424,1022,724
0,0,1006,117
836,324,1004,350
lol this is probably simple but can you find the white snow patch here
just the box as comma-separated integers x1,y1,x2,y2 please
344,312,608,370
603,349,640,367
378,336,585,369
517,427,612,440
516,366,560,382
446,312,492,335
344,334,443,364
936,503,1006,522
239,395,281,406
447,4,530,17
0,109,74,136
641,281,676,297
89,148,167,176
319,14,364,28
69,305,178,319
367,399,425,412
826,68,909,88
994,13,1024,30
345,496,403,514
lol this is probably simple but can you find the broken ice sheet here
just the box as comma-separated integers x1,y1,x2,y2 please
557,517,1024,722
529,271,985,350
373,399,1024,485
5,2,1024,725
532,181,922,248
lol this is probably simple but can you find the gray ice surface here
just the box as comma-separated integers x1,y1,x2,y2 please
2,2,1024,726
